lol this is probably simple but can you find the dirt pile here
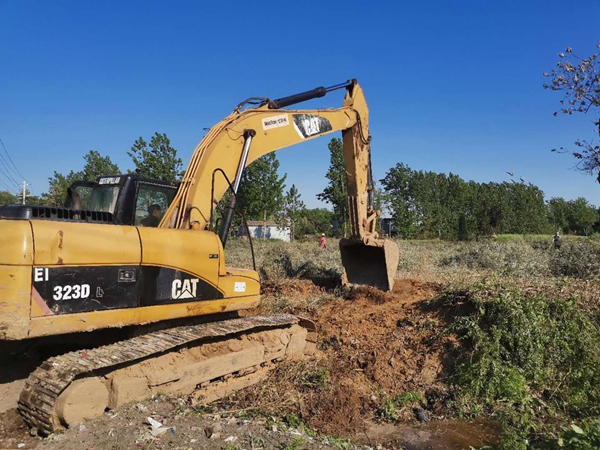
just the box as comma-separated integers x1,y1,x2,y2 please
261,279,325,301
230,278,464,438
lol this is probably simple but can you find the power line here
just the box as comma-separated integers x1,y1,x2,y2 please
0,162,20,191
0,175,15,193
0,151,21,189
0,137,26,180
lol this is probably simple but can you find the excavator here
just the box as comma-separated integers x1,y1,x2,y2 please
0,79,399,435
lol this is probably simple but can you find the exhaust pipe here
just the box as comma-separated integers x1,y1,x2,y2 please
339,238,399,292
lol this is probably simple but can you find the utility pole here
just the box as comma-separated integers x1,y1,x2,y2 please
21,180,28,205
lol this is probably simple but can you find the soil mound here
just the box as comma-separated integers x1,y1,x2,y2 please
231,278,461,437
261,279,325,299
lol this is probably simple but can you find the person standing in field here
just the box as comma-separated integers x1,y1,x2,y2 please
552,231,562,250
318,233,327,249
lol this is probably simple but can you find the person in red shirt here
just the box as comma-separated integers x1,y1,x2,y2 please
318,233,327,249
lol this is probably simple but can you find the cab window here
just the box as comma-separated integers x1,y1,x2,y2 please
89,185,120,213
135,183,177,227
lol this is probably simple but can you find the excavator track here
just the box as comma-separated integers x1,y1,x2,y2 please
18,314,301,435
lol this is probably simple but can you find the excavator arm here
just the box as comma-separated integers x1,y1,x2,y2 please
161,79,399,290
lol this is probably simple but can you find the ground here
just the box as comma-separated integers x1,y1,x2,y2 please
1,237,599,449
0,277,498,450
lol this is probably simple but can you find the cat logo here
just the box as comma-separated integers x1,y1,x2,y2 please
171,278,200,300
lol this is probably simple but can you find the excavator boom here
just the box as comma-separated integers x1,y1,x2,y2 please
0,79,399,437
161,79,399,290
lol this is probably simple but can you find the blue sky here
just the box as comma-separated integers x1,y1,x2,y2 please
1,0,599,209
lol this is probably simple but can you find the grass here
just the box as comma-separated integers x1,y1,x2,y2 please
378,391,425,422
224,236,600,284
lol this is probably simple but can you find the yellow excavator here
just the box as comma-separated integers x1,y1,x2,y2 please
0,79,399,435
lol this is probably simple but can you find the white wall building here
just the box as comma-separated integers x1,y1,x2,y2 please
238,221,291,242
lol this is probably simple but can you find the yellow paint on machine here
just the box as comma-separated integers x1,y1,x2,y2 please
30,221,141,266
0,265,32,340
28,294,260,338
0,217,262,340
0,221,34,340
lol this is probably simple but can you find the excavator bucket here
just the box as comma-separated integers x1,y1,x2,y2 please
339,238,400,292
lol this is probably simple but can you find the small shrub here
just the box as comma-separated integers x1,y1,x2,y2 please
285,413,302,428
393,391,423,407
550,240,600,279
442,281,600,445
302,368,330,391
283,436,305,450
378,393,399,422
378,391,423,422
545,419,600,449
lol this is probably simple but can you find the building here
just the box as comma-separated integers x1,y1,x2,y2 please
381,218,396,237
237,220,291,242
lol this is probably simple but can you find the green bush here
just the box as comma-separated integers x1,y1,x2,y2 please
549,241,600,280
442,281,600,447
546,419,600,449
377,391,423,422
393,391,423,407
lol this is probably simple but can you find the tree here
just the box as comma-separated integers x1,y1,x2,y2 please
296,208,334,237
81,150,121,180
381,163,552,239
281,184,305,241
128,132,183,182
567,197,598,235
543,42,600,182
0,190,16,204
380,163,422,238
317,138,349,236
548,197,570,232
237,153,287,232
458,213,468,240
42,151,120,206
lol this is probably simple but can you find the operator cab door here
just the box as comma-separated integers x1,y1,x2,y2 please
64,181,97,209
134,181,223,306
132,181,178,228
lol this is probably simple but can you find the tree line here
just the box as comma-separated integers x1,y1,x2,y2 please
380,163,599,239
2,133,597,241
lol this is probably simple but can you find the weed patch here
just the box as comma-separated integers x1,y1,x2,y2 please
549,240,600,279
439,281,600,448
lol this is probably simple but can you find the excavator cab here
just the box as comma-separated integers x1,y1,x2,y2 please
0,174,179,226
65,175,179,226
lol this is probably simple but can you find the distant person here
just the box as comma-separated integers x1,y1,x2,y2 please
318,233,327,249
142,204,162,227
552,231,562,250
